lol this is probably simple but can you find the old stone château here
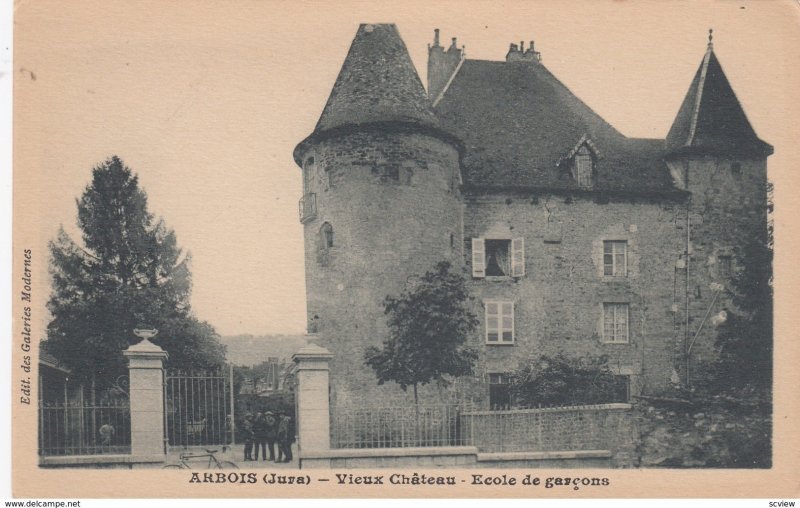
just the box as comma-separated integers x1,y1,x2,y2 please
293,24,771,410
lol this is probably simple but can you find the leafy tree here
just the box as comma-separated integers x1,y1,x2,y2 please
510,353,627,407
711,226,773,394
364,261,479,405
46,156,225,386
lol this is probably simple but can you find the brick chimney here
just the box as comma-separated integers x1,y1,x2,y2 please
428,29,464,101
506,39,541,63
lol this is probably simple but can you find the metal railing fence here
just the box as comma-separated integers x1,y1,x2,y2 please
332,404,471,449
38,400,131,456
165,369,231,448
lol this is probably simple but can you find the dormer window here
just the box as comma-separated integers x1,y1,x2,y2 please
573,145,594,188
558,135,600,188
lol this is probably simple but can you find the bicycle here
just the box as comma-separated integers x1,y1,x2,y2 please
162,446,239,469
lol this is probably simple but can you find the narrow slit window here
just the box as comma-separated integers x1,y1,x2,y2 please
320,222,334,249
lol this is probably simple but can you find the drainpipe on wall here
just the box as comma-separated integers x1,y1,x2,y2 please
684,160,692,388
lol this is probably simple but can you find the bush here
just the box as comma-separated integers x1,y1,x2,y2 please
510,353,627,407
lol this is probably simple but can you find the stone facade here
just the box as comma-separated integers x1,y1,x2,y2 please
293,24,771,412
462,194,686,399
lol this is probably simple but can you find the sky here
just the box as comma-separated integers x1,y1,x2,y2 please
12,0,800,337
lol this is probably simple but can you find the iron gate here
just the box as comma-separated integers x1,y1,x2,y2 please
165,368,233,448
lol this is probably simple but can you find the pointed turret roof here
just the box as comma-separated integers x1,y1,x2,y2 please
666,35,772,158
294,24,457,164
316,23,438,131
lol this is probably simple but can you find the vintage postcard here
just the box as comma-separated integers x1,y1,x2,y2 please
9,0,800,500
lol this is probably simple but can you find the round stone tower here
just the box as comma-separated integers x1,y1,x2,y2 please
293,24,464,408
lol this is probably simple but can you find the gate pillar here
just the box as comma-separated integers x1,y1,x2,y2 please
293,344,333,455
124,331,168,460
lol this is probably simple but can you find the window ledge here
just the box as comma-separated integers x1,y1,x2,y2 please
485,342,516,346
600,341,629,345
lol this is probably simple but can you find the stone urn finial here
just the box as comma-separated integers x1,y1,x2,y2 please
133,328,158,341
126,328,167,357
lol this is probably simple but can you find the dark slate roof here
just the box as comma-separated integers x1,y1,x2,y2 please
294,23,459,165
666,48,772,158
315,23,438,132
434,59,677,193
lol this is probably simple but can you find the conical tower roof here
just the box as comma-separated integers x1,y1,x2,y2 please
666,37,772,158
294,23,458,165
316,23,439,132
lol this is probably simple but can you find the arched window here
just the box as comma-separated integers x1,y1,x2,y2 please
320,222,334,249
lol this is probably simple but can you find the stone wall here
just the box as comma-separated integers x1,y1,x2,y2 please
462,403,635,467
300,446,477,469
39,454,165,469
668,157,769,382
462,193,686,399
300,126,769,411
299,446,615,469
300,131,464,409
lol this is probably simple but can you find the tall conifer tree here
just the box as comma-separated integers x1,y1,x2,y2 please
46,156,225,385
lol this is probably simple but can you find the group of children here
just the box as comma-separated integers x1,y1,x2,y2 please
240,410,294,463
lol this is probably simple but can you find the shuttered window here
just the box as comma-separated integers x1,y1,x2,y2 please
472,238,486,278
511,237,525,277
471,238,525,278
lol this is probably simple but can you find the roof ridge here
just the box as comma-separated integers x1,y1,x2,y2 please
686,47,713,147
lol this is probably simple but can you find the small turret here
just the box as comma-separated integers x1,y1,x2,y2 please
664,32,772,384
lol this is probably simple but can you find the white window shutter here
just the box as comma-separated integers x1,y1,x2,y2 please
472,238,485,278
511,237,525,277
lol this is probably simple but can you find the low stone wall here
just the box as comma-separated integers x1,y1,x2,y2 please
299,446,478,469
462,403,635,467
476,450,612,468
299,447,617,469
39,454,165,469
